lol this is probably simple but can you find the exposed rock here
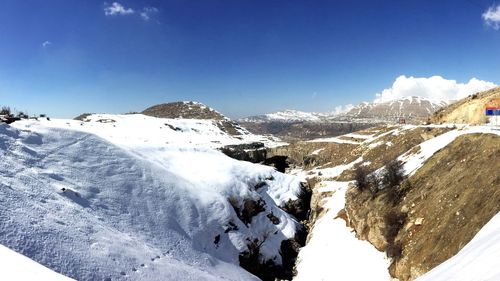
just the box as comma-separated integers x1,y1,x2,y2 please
266,213,280,225
282,182,312,222
73,113,93,121
228,197,266,226
263,155,290,173
219,142,267,163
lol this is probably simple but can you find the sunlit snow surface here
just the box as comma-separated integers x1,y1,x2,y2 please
293,181,392,281
0,115,301,280
0,244,74,281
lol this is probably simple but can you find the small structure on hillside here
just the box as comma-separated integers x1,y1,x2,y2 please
485,99,500,126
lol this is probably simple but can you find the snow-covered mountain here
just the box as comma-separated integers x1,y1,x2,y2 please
345,96,447,119
0,113,304,280
239,110,329,123
239,97,447,140
241,96,446,124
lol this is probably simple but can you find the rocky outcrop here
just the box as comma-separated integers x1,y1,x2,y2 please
219,142,267,163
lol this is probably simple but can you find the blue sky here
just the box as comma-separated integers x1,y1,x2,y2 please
0,0,499,118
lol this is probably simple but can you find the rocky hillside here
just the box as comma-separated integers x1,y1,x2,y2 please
267,122,499,280
344,132,499,280
431,86,500,124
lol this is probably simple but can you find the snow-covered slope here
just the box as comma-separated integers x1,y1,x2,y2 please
0,244,74,281
416,212,500,281
0,114,302,280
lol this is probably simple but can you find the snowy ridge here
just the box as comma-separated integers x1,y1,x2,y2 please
0,114,302,281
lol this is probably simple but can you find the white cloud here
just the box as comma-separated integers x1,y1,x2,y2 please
483,5,500,29
374,75,497,103
41,41,51,48
333,104,354,115
104,2,134,16
140,7,159,21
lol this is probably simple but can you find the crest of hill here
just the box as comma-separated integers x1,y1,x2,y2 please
141,101,245,136
142,101,227,120
431,87,500,125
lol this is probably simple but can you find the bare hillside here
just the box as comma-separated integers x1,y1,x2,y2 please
431,87,500,124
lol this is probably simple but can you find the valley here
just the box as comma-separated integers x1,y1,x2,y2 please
1,87,499,281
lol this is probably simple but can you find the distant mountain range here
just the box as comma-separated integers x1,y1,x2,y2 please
238,96,448,140
240,96,447,123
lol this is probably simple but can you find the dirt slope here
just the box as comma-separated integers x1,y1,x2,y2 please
431,87,500,125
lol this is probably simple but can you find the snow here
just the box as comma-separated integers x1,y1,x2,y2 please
310,157,363,179
311,148,325,155
294,180,391,281
399,125,500,175
308,137,360,145
0,244,74,281
342,133,374,139
416,212,500,281
294,155,391,280
0,114,303,280
368,140,385,148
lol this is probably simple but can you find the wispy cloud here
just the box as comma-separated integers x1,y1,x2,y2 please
42,41,51,48
483,4,500,29
104,2,134,16
140,7,159,21
374,75,497,103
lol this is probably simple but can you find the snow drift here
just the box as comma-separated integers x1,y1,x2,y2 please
0,114,303,280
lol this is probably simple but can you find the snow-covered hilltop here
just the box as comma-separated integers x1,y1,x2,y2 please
0,112,305,280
